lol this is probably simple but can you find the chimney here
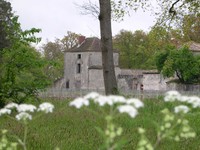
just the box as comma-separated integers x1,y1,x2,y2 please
78,36,86,45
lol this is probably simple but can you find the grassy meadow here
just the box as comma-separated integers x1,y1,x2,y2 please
0,96,200,150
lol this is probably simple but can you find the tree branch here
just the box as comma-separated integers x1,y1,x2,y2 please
75,0,99,19
169,0,180,15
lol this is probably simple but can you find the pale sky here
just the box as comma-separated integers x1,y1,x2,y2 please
10,0,156,46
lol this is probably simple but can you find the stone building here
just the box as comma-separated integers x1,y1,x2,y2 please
61,37,168,91
63,37,120,90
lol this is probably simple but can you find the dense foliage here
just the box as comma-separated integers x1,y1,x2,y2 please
155,46,200,84
113,30,149,69
0,0,13,51
113,27,175,69
0,0,49,106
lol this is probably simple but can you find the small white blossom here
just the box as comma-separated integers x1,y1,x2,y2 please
0,108,11,116
117,105,138,118
126,98,144,108
178,96,190,102
164,91,181,102
108,95,126,103
94,95,113,106
38,102,54,113
69,97,89,109
16,112,32,121
187,96,200,108
5,103,18,109
84,92,100,100
17,104,37,113
174,105,190,114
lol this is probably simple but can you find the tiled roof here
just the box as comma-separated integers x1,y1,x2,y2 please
68,37,101,52
67,37,118,53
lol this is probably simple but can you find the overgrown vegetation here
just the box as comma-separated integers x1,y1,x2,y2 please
0,96,200,149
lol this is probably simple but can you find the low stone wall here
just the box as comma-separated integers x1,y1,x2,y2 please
167,83,200,92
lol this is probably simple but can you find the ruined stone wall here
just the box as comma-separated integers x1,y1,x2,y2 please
143,73,168,91
167,83,200,92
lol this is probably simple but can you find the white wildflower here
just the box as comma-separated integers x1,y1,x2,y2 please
17,104,37,113
108,95,126,103
179,96,190,102
16,112,32,121
94,95,113,106
174,105,190,114
117,105,138,118
69,97,89,109
164,91,181,102
187,96,200,108
126,98,144,108
84,92,100,100
5,103,18,109
0,108,11,116
38,102,54,113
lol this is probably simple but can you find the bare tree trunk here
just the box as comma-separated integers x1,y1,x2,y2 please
98,0,118,95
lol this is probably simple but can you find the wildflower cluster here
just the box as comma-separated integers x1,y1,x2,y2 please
137,91,198,149
0,102,54,121
69,92,144,118
164,91,200,109
0,102,54,150
70,92,144,149
162,91,197,140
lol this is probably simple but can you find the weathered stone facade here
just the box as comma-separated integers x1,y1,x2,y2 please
62,37,120,90
142,71,169,91
64,51,120,90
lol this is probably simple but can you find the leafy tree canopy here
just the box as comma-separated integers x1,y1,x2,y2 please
0,0,48,106
0,0,14,51
155,46,200,84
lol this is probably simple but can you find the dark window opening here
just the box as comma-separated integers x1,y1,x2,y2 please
77,63,81,73
66,80,69,89
78,54,81,59
140,84,143,91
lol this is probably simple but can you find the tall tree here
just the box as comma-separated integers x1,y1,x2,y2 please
0,0,13,53
99,0,118,94
114,30,149,69
181,14,200,43
43,39,64,83
61,31,79,51
114,30,135,68
0,15,48,106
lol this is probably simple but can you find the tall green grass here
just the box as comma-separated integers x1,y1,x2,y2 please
0,97,200,150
